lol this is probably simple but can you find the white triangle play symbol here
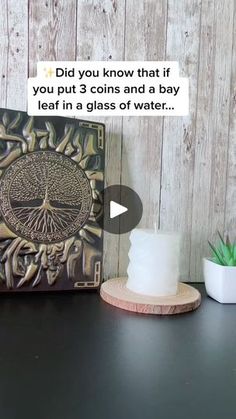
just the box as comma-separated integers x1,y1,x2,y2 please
110,200,128,219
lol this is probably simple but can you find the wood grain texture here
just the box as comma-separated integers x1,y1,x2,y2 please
77,0,126,279
0,0,28,109
225,4,236,237
0,0,235,282
160,0,201,282
119,0,167,276
190,0,234,281
29,0,77,77
0,0,8,107
100,278,201,315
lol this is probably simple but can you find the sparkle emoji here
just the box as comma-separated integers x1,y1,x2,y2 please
44,67,55,78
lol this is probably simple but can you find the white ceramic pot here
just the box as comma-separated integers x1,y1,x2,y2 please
203,258,236,303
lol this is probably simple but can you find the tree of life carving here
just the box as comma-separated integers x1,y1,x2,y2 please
0,151,92,243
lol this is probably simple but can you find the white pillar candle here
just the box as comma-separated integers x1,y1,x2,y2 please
126,229,181,297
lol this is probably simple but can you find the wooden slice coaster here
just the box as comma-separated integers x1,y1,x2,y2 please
100,277,201,315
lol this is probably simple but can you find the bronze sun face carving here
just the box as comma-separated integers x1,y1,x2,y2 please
0,110,104,291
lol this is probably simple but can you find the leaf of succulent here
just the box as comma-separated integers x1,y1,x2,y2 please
208,241,225,265
209,233,236,266
217,231,232,261
217,230,225,244
212,255,222,265
225,234,231,246
220,242,232,263
228,257,236,266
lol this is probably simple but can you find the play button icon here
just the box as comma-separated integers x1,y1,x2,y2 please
110,201,128,219
98,185,143,234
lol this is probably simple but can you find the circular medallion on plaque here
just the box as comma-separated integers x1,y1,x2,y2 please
0,151,92,243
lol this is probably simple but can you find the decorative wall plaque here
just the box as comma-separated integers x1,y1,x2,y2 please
0,109,104,292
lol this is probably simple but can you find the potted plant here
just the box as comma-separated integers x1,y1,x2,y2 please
203,232,236,303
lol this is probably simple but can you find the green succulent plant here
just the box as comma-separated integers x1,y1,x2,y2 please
208,232,236,266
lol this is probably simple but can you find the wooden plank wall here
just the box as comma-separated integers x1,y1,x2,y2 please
0,0,235,282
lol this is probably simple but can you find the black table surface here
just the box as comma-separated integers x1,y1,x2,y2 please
0,284,235,419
